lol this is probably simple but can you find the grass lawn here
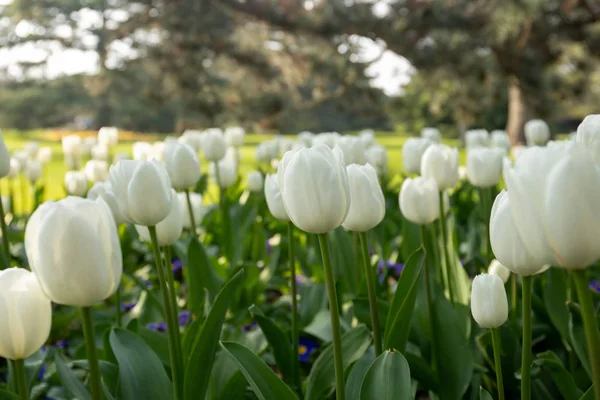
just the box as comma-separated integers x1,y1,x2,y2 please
0,129,463,214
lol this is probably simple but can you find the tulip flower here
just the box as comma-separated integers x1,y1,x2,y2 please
264,174,289,221
365,144,388,177
91,145,110,161
25,160,42,183
576,113,600,162
399,177,440,225
297,131,314,147
491,130,510,152
84,160,109,183
8,158,19,178
465,129,489,149
247,171,264,193
62,135,83,158
109,159,172,226
64,171,88,197
180,130,203,152
524,119,550,146
421,144,459,191
136,190,183,246
359,129,375,148
87,181,125,225
402,137,432,174
256,141,279,164
165,143,201,191
421,127,441,143
98,126,119,147
200,128,227,162
466,148,504,188
312,132,340,149
177,192,205,230
82,137,97,157
225,126,245,147
210,154,237,189
337,136,366,166
37,147,52,164
133,141,154,161
23,141,39,160
488,259,511,284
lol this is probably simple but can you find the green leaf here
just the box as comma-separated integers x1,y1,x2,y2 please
217,371,248,400
568,302,592,379
384,248,425,352
219,342,298,400
187,238,224,312
181,316,203,366
404,352,437,391
138,326,171,368
0,390,19,400
299,283,327,326
479,387,493,400
543,269,569,340
359,350,412,400
534,351,583,400
249,305,294,382
183,269,244,400
400,218,422,262
352,297,389,331
345,349,376,400
109,328,174,400
305,325,373,400
580,386,596,400
54,353,91,400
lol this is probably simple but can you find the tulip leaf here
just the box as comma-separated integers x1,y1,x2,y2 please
345,349,376,400
534,351,583,400
181,316,204,366
359,350,412,400
400,218,422,263
543,268,570,340
305,325,372,400
580,386,596,400
54,353,92,400
568,302,593,379
479,387,493,400
183,269,244,400
384,248,425,352
299,283,328,326
216,370,247,400
249,305,294,383
219,341,298,400
187,238,223,313
404,352,437,391
109,328,174,400
352,297,389,331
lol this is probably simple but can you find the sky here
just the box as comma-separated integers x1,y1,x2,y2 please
0,0,413,96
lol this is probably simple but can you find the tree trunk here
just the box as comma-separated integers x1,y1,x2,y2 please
505,76,529,146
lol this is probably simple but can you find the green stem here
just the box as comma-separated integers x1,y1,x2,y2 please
115,282,122,328
148,226,182,400
438,192,456,304
358,231,382,356
0,184,10,268
162,246,184,381
214,162,231,259
482,188,493,265
428,223,443,287
511,274,517,314
317,234,345,400
521,275,532,400
184,189,197,235
491,328,505,400
81,307,102,400
420,225,438,373
572,270,600,400
13,359,27,400
287,222,300,391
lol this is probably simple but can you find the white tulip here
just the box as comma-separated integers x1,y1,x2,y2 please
0,131,10,178
201,128,227,162
133,142,154,161
277,137,295,155
209,154,237,188
91,144,110,161
264,174,289,221
64,171,88,197
312,132,340,149
87,181,125,225
491,130,510,152
84,160,109,182
421,144,459,191
0,268,51,360
24,141,39,160
399,177,440,225
524,119,550,146
421,127,441,143
366,144,388,176
152,141,166,162
180,130,203,152
109,159,172,226
488,259,511,284
225,126,245,147
165,143,201,190
576,114,600,163
25,197,122,306
136,190,183,246
256,141,279,163
98,127,119,147
247,171,264,193
82,137,97,157
177,192,205,229
337,136,366,166
278,144,349,233
359,129,375,148
470,274,508,329
465,129,489,149
37,147,52,164
62,135,83,157
8,158,19,179
25,160,42,183
13,151,28,171
342,164,385,232
297,131,314,147
402,138,432,174
466,148,504,188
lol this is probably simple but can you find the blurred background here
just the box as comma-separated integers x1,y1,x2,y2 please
0,0,599,143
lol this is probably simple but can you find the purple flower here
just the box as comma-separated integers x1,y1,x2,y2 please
178,311,191,326
590,280,600,293
242,322,257,332
266,240,272,254
121,302,136,312
298,337,319,362
55,340,69,349
390,262,405,277
295,274,307,286
172,259,183,274
147,322,167,332
37,364,46,381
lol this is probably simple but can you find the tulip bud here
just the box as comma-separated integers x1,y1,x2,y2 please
491,130,510,152
225,126,245,147
312,132,340,149
25,160,42,183
465,129,489,149
25,197,122,306
87,181,125,225
421,127,441,143
136,190,183,246
24,141,40,160
421,144,459,191
342,164,385,232
180,130,203,152
247,171,264,193
82,137,97,157
84,160,109,182
365,145,388,176
177,192,205,229
37,147,52,164
0,268,51,360
576,114,600,162
337,136,366,166
0,131,10,178
488,259,511,284
278,144,350,233
297,131,314,147
109,159,172,226
91,144,110,161
524,119,550,146
471,274,508,328
402,138,432,174
466,148,504,188
133,142,153,161
210,155,237,189
62,135,83,157
264,174,289,221
277,138,295,156
201,128,227,162
359,129,375,148
64,171,88,197
399,177,440,225
8,158,19,179
165,143,201,190
98,126,119,147
256,141,279,163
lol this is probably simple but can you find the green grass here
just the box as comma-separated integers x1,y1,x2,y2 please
0,129,463,214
